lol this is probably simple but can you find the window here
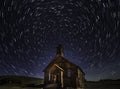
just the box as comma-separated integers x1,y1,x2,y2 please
67,69,71,77
49,73,51,81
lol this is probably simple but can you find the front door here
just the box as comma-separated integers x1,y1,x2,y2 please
56,72,59,83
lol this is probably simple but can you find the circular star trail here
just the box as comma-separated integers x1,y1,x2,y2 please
0,0,120,81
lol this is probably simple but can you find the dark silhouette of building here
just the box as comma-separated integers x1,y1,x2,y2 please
43,45,85,89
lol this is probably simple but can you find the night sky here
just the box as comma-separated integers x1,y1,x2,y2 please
0,0,120,81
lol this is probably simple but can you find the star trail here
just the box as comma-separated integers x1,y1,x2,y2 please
0,0,120,81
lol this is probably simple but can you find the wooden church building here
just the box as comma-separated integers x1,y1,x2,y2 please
43,45,85,89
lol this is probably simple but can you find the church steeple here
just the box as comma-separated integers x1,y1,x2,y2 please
56,44,64,56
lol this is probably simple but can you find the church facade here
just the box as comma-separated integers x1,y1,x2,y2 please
43,45,85,89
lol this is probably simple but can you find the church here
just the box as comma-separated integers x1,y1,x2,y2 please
43,45,85,89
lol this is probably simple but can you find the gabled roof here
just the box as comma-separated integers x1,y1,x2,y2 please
43,55,85,75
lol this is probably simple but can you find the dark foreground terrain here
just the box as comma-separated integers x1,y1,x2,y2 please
0,75,120,89
0,86,43,89
86,79,120,89
0,75,43,89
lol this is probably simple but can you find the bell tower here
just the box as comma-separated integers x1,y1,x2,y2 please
56,44,64,56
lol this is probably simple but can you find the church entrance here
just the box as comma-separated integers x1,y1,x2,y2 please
49,65,64,87
53,70,63,87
